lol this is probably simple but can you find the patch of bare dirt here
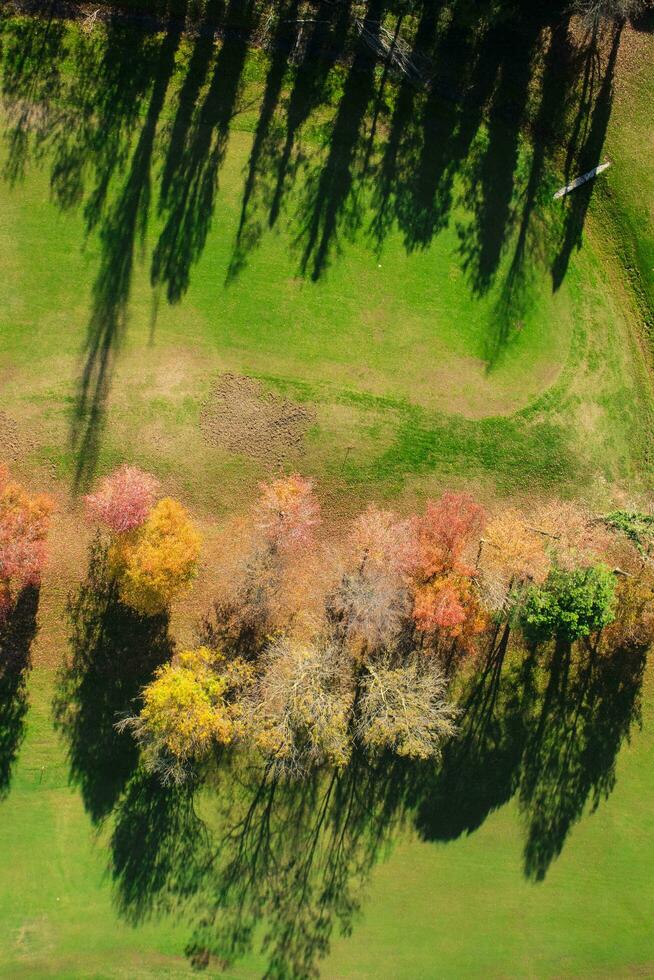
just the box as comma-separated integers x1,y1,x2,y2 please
0,412,33,464
199,373,316,465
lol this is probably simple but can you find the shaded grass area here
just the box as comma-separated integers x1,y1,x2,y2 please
0,8,651,509
0,557,650,976
0,670,198,979
0,634,652,976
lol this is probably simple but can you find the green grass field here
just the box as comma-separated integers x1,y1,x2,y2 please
0,13,652,511
1,6,654,978
1,655,653,978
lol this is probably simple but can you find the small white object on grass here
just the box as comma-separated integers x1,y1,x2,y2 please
553,162,611,200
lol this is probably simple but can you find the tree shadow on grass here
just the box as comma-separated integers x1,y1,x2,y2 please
0,3,628,485
295,0,387,282
518,639,646,881
0,10,68,185
415,626,536,842
150,0,260,304
110,749,416,975
417,632,646,882
69,16,185,490
52,536,173,824
551,21,622,291
106,629,647,972
110,769,210,922
0,585,40,799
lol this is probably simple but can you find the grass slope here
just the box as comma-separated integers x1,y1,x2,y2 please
598,28,654,339
0,16,651,511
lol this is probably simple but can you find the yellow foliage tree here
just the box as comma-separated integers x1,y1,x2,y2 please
480,510,550,612
110,497,201,615
120,647,253,784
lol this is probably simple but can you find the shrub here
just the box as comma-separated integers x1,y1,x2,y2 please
520,565,617,644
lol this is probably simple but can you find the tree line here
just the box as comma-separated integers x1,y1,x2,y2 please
3,463,650,787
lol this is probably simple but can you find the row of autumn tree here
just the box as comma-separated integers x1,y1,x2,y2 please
2,464,654,784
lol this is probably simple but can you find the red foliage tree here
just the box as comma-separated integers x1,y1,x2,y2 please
84,465,160,534
409,494,487,655
415,492,486,579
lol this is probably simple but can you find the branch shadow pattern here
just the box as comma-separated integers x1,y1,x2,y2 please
110,750,416,976
0,2,622,474
0,585,40,799
105,633,647,976
52,536,174,824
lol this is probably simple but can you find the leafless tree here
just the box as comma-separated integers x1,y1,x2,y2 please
355,656,458,761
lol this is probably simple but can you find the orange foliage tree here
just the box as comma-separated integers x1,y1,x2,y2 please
255,474,321,552
410,493,488,654
0,466,52,619
480,509,550,613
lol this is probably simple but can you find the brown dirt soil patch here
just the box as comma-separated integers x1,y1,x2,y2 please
0,411,33,463
199,373,316,465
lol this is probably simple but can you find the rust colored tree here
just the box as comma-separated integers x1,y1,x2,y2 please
0,466,52,620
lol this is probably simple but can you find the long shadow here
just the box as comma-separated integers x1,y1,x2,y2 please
418,631,646,882
53,537,173,824
0,585,40,799
110,749,416,975
150,0,259,303
224,0,300,282
551,21,622,290
71,17,184,489
416,629,537,842
296,0,388,281
519,639,646,881
266,0,353,234
110,769,210,922
368,0,444,251
483,15,575,366
456,16,542,296
106,630,647,970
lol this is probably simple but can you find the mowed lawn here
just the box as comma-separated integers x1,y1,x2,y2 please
600,26,654,330
0,17,652,514
1,665,653,978
1,12,654,980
